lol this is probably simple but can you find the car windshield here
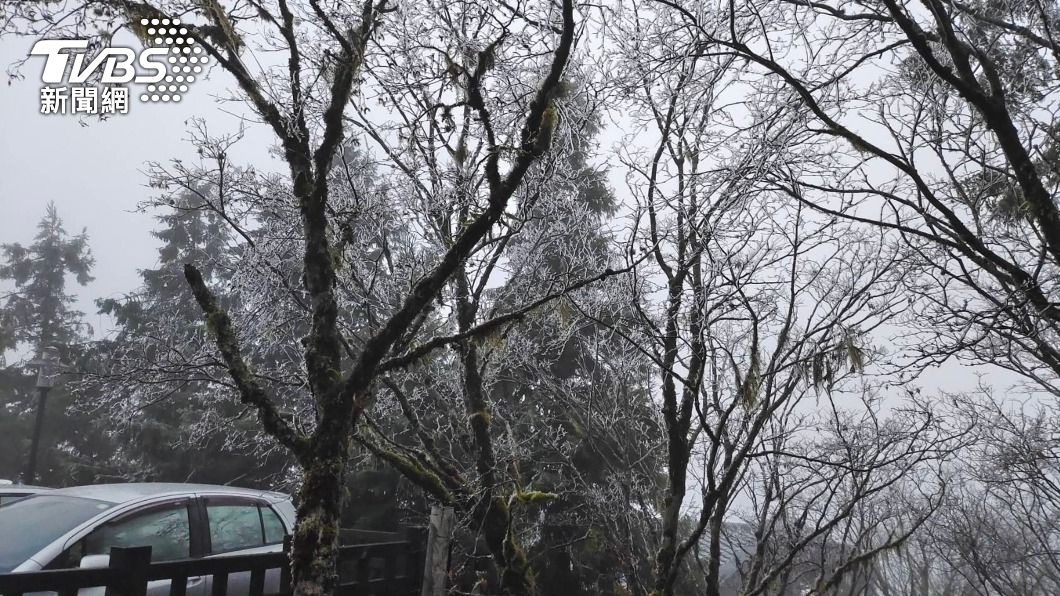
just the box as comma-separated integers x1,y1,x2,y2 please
0,495,114,572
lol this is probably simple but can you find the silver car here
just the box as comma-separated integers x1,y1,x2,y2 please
0,483,296,596
0,481,51,506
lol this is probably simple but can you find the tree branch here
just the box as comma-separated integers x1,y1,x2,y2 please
183,263,310,459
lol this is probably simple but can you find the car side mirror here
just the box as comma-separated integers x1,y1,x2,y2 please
79,554,110,569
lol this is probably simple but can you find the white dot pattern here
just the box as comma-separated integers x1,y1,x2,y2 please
139,17,200,103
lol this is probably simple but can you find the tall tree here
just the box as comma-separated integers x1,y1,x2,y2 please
90,186,292,487
669,0,1060,406
488,113,662,595
5,2,578,592
345,86,662,593
0,202,95,483
1,202,93,357
655,3,1060,588
605,4,970,594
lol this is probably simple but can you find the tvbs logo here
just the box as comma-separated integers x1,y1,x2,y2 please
31,40,169,84
30,18,207,114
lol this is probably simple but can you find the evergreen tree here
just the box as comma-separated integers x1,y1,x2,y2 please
0,202,93,356
492,120,662,595
92,191,292,487
0,203,97,483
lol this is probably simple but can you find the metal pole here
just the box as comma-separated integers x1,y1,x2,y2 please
25,346,60,485
24,384,50,484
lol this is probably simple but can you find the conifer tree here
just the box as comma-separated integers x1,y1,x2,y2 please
0,202,93,356
93,192,291,486
0,202,95,483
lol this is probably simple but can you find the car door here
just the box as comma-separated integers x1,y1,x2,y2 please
50,499,206,596
200,497,288,596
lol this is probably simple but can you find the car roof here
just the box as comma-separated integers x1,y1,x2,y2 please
0,485,50,492
46,483,290,505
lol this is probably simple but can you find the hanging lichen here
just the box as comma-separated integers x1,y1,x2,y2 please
194,0,244,51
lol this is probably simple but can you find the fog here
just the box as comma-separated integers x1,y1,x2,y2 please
0,34,274,352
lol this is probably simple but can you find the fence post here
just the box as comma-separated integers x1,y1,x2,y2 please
104,546,152,596
419,506,454,596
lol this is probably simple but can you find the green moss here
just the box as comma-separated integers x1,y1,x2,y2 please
584,527,601,552
502,530,537,594
514,490,557,504
377,446,451,501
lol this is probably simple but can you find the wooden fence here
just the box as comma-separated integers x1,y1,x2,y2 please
0,531,427,596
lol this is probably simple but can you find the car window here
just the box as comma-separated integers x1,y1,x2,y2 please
207,503,265,553
83,503,192,562
261,505,286,545
0,495,114,573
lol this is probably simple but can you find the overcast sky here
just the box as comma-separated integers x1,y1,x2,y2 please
0,34,276,347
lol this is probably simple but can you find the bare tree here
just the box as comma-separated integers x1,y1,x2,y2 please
638,0,1060,400
601,3,1060,591
916,393,1060,595
4,0,580,593
593,5,961,594
734,391,967,596
319,48,658,590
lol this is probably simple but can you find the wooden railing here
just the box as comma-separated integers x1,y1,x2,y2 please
0,531,427,596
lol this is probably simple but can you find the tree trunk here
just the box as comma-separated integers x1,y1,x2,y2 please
473,496,536,596
290,454,348,596
704,511,724,596
653,449,688,596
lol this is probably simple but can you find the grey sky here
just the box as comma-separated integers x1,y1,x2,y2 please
0,34,274,350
